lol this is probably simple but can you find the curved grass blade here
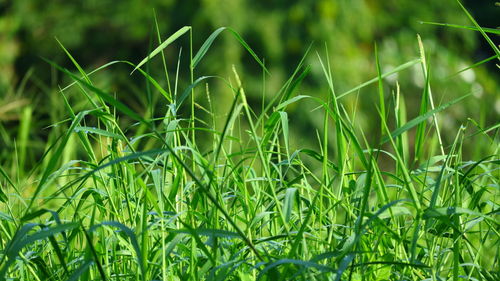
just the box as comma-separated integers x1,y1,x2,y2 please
275,95,311,111
0,223,38,270
279,111,290,156
60,60,173,103
0,223,79,280
375,43,386,122
43,58,146,123
83,148,169,178
131,26,191,74
257,44,313,127
191,27,226,69
176,76,217,109
0,186,6,203
191,27,269,74
423,207,499,224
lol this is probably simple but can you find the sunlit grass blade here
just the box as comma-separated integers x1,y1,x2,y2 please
131,26,191,74
73,126,124,140
381,94,470,145
338,58,420,99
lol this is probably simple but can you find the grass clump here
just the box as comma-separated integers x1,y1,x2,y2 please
0,14,499,281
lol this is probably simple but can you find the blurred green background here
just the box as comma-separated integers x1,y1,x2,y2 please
0,0,498,167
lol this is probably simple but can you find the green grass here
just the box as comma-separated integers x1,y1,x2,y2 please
1,11,499,281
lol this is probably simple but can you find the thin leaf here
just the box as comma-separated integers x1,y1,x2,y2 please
420,21,500,35
275,95,311,111
451,54,499,77
192,27,269,74
456,0,500,61
176,76,217,109
191,27,227,68
283,188,297,223
0,165,17,194
338,59,421,99
423,207,499,224
131,26,191,73
43,58,146,123
279,111,289,156
381,94,470,145
74,126,124,140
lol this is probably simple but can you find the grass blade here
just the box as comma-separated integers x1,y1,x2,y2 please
456,0,500,61
191,27,269,74
420,21,500,35
91,221,145,280
0,223,79,280
43,58,146,123
381,94,470,145
338,59,420,99
131,26,191,73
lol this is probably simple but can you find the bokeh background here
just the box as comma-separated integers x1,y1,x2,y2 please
1,0,498,168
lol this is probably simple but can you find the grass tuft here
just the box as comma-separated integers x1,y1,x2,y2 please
1,11,499,280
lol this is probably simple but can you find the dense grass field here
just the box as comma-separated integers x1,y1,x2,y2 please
1,5,499,281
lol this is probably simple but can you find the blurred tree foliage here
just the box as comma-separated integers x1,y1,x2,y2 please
0,0,498,154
